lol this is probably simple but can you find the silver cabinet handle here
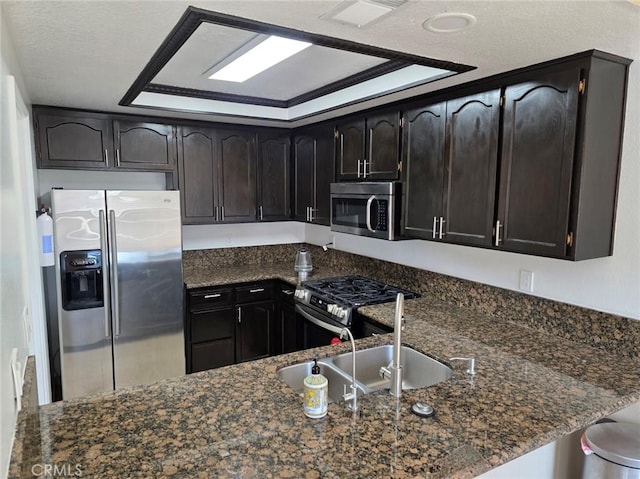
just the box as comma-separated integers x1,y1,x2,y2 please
432,216,438,239
495,220,502,246
357,159,361,178
108,210,120,336
204,293,221,299
309,208,316,222
221,206,225,222
116,149,121,167
249,288,265,293
283,290,294,295
306,206,309,222
238,307,242,324
439,217,445,240
366,195,376,232
104,149,109,165
214,206,218,222
99,210,111,338
259,205,263,221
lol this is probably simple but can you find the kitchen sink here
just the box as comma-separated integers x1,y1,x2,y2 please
277,345,452,403
331,345,453,391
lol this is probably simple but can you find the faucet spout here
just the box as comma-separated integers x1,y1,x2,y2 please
390,293,405,397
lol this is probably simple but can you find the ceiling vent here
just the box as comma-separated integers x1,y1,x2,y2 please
321,0,407,28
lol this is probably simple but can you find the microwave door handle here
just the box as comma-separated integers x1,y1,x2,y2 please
366,195,376,232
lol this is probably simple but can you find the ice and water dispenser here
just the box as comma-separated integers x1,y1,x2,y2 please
60,250,104,310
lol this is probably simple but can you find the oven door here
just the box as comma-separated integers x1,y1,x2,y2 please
295,303,344,349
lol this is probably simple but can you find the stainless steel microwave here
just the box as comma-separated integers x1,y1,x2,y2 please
330,182,402,240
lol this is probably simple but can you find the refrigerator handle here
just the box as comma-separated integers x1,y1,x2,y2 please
108,210,121,336
99,210,111,338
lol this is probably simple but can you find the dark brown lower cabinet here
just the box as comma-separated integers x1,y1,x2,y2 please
236,300,276,363
187,281,305,373
187,289,236,373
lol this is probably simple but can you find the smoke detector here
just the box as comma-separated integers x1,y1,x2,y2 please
322,0,407,28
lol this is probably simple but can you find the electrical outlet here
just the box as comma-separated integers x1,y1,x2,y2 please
519,270,534,292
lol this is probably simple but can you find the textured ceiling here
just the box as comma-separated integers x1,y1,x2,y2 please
2,0,639,127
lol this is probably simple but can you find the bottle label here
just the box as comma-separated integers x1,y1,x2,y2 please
42,235,53,254
303,377,328,419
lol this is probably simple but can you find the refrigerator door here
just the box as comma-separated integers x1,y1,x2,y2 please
106,190,185,389
51,189,114,399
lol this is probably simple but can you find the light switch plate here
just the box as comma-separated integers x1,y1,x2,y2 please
519,270,534,292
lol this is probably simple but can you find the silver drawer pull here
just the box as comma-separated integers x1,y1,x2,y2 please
283,290,294,295
204,293,221,299
249,288,265,293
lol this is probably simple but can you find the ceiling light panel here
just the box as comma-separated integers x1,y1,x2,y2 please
208,35,312,82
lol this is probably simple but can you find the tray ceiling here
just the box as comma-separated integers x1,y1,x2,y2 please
121,7,473,121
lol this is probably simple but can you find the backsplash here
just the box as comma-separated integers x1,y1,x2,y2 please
183,244,640,359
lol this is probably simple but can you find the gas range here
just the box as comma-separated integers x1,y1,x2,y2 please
294,275,419,329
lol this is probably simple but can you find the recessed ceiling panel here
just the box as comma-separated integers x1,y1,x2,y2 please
121,7,476,122
154,23,389,101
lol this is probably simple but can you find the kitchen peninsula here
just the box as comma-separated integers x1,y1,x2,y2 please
9,245,640,479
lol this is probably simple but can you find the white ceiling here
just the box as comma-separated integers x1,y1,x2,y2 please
2,0,639,128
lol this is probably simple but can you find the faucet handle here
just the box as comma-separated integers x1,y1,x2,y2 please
449,357,476,376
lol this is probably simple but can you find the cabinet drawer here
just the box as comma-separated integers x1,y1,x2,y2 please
191,339,234,372
191,309,235,343
189,287,234,311
236,283,274,303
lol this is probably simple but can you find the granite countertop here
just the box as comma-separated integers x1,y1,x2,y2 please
11,264,640,478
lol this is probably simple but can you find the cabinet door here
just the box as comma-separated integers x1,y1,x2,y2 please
313,126,335,225
336,118,365,180
497,68,580,257
279,301,303,354
443,90,501,247
402,102,446,239
257,132,290,221
113,120,176,170
178,126,218,224
218,129,256,222
35,110,111,169
367,111,401,180
236,301,275,363
188,306,235,373
292,134,315,222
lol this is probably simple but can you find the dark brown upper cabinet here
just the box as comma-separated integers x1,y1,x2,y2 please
217,129,257,223
443,90,501,247
113,120,176,170
177,126,218,224
495,54,629,260
401,51,629,261
496,68,579,258
35,109,112,169
293,125,335,225
336,111,401,181
401,101,447,239
256,132,290,221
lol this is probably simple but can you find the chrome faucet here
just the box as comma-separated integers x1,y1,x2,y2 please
379,293,405,397
340,327,358,411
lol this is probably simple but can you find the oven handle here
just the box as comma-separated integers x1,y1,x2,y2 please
295,304,345,336
366,195,377,233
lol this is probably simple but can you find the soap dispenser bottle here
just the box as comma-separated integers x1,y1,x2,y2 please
303,358,328,418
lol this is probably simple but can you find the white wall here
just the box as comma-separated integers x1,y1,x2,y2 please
0,7,41,477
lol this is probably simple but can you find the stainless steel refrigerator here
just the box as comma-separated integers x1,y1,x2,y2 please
44,189,184,400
